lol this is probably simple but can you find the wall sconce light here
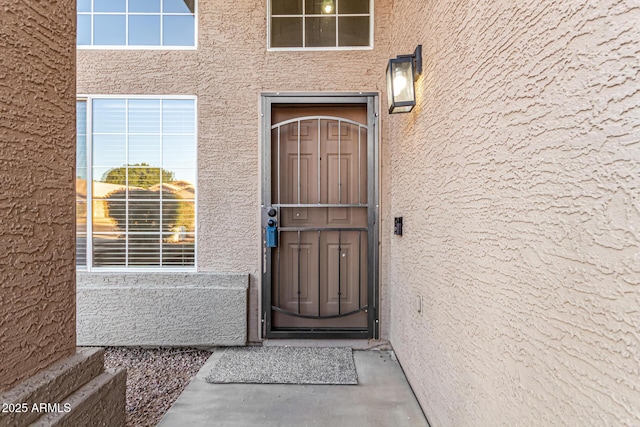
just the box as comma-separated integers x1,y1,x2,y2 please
386,45,422,114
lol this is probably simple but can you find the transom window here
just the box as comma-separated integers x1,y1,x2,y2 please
76,97,197,270
269,0,372,49
77,0,196,48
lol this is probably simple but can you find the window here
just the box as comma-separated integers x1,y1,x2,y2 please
269,0,372,49
76,97,197,270
77,101,88,268
77,0,196,48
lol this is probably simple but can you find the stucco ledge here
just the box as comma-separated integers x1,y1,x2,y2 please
77,272,249,347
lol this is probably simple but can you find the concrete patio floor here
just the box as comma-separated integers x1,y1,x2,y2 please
158,347,429,427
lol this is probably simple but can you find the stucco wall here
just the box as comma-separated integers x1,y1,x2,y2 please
0,0,76,392
76,0,393,342
387,1,640,425
77,273,248,346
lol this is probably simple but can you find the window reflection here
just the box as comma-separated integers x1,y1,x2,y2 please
338,0,369,14
78,0,91,12
163,0,195,14
162,15,196,48
77,0,196,47
93,135,126,167
129,16,161,46
89,98,196,268
162,100,196,133
76,101,88,268
93,99,126,133
77,15,91,45
129,0,160,13
163,136,196,169
94,15,126,45
94,0,125,13
305,17,336,47
272,0,301,15
270,0,371,49
338,17,370,47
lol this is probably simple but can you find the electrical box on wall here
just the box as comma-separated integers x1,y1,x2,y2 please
394,217,403,236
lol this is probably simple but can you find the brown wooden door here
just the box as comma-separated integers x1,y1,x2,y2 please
269,105,369,331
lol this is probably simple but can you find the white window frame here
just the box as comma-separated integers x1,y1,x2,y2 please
267,0,374,51
77,94,198,272
77,0,198,50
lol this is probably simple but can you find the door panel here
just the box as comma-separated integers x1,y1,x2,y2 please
266,103,373,334
280,207,367,228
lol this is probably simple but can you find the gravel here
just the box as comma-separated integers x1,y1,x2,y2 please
104,347,212,427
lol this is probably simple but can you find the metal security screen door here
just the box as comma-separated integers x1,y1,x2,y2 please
261,94,379,339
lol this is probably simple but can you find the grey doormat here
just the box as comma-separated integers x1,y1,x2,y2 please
205,346,358,385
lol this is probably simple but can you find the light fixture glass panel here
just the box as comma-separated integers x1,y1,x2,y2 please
338,16,369,46
94,15,126,45
339,0,369,14
305,17,336,47
392,60,415,103
272,0,302,15
162,15,195,46
129,15,161,46
392,105,414,113
387,57,417,113
386,62,394,110
271,17,303,47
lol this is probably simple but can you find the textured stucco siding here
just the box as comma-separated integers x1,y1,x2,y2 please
387,1,640,425
77,273,248,346
0,0,76,392
76,0,394,342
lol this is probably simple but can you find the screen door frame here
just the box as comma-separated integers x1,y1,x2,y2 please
260,92,379,339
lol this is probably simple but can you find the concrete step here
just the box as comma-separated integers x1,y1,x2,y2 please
31,368,126,427
0,348,125,427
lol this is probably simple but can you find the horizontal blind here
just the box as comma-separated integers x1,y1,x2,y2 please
91,98,196,268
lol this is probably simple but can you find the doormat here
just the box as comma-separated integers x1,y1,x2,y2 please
205,346,358,385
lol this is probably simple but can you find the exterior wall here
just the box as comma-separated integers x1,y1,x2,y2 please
0,0,76,392
387,1,640,425
76,0,394,342
77,273,248,346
